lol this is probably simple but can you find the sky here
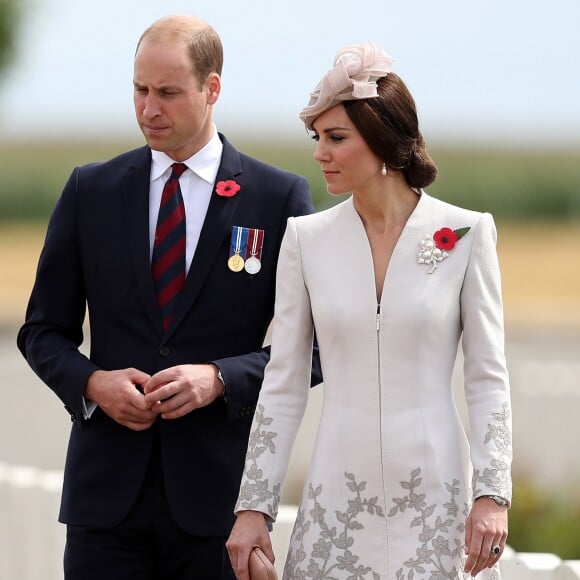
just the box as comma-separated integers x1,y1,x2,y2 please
0,0,579,145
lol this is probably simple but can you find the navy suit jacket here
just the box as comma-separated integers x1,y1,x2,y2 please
17,134,320,535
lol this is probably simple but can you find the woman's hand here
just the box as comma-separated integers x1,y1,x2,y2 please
226,510,274,579
464,497,508,576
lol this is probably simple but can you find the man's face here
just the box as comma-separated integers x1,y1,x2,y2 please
133,37,219,161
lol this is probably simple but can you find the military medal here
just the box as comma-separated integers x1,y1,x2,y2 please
244,257,261,275
228,226,248,272
244,228,264,274
228,254,245,272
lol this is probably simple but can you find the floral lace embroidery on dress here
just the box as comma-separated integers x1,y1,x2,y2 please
388,402,511,580
473,402,512,499
238,406,384,578
237,402,509,579
284,473,384,580
237,404,281,513
389,468,475,579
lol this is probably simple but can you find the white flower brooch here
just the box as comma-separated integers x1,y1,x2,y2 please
417,226,471,273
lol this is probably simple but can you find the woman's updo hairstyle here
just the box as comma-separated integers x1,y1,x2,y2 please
343,74,438,189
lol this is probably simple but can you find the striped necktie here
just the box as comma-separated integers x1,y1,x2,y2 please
152,162,188,332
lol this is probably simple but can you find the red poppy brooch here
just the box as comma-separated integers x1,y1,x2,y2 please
417,226,470,273
215,179,241,197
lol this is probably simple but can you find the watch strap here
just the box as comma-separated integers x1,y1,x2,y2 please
479,494,509,507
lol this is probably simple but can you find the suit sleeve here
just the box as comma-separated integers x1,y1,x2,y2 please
460,213,512,504
234,217,314,521
16,169,99,423
211,175,322,420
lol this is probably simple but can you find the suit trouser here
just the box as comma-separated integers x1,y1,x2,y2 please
64,428,236,579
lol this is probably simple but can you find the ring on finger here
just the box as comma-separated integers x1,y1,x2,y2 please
492,545,501,556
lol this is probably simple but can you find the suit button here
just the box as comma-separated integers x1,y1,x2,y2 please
159,346,170,357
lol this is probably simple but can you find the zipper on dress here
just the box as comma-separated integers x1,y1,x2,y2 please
376,303,389,563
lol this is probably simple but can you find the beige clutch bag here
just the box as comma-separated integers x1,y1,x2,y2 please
248,547,278,580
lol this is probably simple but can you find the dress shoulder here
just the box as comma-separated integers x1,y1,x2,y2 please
422,192,490,226
288,196,355,235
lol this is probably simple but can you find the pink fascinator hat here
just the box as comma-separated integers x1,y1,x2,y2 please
299,42,394,130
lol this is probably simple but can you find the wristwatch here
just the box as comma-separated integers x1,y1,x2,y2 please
216,369,227,400
479,494,509,507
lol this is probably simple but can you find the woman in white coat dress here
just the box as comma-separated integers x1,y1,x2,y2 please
227,44,512,580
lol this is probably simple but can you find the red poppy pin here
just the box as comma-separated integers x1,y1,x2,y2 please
215,180,241,197
417,226,470,273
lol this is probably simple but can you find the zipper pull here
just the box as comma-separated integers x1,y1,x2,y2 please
376,304,381,331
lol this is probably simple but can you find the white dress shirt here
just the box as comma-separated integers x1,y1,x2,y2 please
149,127,223,272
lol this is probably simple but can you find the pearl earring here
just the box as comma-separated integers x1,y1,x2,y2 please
381,163,387,176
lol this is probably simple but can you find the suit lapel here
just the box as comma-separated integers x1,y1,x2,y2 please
124,147,161,333
167,135,243,336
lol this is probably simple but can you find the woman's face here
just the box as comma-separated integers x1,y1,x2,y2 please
312,104,382,196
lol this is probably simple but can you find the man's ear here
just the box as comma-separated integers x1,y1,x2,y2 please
206,73,221,104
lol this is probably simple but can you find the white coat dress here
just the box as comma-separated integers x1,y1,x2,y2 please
235,192,512,580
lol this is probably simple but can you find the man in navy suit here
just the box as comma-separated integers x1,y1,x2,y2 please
17,14,320,579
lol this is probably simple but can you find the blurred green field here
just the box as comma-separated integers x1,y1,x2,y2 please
1,138,580,220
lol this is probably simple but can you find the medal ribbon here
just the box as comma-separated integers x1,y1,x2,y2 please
230,226,249,258
245,228,264,260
